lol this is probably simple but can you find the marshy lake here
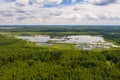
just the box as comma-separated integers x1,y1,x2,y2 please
17,35,119,50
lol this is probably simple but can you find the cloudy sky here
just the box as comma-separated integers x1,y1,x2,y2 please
0,0,120,25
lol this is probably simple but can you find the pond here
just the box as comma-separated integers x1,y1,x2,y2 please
17,35,105,44
17,35,119,50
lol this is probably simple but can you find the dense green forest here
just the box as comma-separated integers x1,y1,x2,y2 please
0,26,120,80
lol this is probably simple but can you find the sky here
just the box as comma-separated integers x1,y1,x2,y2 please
0,0,120,25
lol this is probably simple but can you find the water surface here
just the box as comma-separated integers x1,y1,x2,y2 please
17,35,119,50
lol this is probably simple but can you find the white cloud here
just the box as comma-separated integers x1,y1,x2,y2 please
86,0,117,5
0,0,120,25
15,0,29,6
72,0,76,3
33,0,62,5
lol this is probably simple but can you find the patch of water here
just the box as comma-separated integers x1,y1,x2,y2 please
17,35,50,43
17,35,119,49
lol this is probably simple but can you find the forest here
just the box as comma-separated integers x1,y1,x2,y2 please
0,25,120,80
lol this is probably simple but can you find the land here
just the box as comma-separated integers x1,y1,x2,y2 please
0,25,120,80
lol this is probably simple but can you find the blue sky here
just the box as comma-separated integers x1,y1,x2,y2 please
0,0,120,25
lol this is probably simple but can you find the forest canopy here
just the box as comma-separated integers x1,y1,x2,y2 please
0,26,120,80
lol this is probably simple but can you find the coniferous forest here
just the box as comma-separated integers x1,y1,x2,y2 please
0,25,120,80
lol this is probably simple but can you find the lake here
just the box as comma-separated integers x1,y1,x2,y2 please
17,35,119,50
17,35,105,44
